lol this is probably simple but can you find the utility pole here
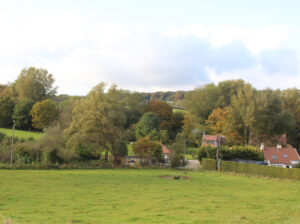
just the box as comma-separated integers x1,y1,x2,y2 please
11,120,15,167
216,135,222,171
183,137,186,162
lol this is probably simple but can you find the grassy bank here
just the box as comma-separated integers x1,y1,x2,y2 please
0,169,299,223
0,128,43,140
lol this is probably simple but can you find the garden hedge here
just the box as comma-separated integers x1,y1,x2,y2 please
202,158,217,171
201,158,300,181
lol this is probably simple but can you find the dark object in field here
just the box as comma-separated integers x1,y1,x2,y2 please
159,175,192,180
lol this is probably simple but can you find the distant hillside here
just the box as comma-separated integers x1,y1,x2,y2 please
140,91,188,108
53,91,188,108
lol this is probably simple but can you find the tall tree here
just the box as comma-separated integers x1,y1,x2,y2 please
30,99,59,129
218,79,245,107
206,107,229,134
12,99,34,130
184,83,221,124
281,88,300,149
143,101,173,129
135,112,160,139
66,83,127,163
133,137,162,162
253,89,293,140
123,91,145,129
0,96,15,128
14,67,57,102
229,84,256,144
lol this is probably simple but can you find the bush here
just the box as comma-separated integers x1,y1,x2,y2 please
201,159,300,181
45,148,63,164
0,132,6,143
197,147,207,161
170,153,185,168
198,145,263,162
202,158,217,171
15,142,42,163
77,144,95,162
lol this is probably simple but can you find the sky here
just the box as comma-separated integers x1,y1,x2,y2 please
0,0,299,95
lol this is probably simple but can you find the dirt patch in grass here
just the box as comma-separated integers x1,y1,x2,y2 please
159,175,192,180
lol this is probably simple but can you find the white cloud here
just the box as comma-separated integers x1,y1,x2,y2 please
0,11,298,95
164,24,291,54
206,65,300,90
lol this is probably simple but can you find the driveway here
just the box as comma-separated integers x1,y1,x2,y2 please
182,160,201,170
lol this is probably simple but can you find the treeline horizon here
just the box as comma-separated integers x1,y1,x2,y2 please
0,66,299,167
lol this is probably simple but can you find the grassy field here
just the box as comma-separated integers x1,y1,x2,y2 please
0,169,299,223
172,108,186,114
0,128,43,140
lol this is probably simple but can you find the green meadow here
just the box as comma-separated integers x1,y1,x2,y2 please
0,128,43,140
0,169,299,224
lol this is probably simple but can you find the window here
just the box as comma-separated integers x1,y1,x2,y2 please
283,154,288,158
272,155,277,160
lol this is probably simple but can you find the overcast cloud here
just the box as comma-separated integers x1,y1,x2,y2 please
0,1,299,95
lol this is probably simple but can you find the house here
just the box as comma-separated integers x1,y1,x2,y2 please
121,156,151,166
122,144,172,166
262,144,300,168
202,134,225,147
161,144,171,163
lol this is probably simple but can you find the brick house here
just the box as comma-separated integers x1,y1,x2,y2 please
202,135,225,147
262,143,300,168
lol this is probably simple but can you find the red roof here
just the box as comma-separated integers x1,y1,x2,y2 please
203,135,218,141
264,147,300,165
161,144,171,154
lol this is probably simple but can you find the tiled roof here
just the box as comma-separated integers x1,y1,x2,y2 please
203,135,218,141
264,147,300,165
161,144,171,154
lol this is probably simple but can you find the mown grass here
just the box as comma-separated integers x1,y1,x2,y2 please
0,128,43,140
0,169,299,223
172,108,186,114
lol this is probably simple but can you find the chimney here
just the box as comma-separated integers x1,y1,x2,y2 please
277,144,282,149
260,143,264,151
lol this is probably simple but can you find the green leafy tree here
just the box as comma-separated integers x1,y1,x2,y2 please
253,90,293,141
0,96,15,128
30,99,59,129
14,67,57,102
66,83,126,163
229,84,256,144
135,112,160,139
123,91,145,129
184,83,221,124
143,101,173,129
12,99,34,130
133,137,162,163
281,88,300,149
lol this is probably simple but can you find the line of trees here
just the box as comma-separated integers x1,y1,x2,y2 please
0,67,59,131
0,67,299,167
184,80,300,149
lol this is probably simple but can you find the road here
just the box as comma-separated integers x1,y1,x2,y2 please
182,160,201,170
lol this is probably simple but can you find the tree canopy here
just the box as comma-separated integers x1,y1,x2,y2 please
14,67,57,102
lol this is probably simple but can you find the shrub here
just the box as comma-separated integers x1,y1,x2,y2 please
198,145,263,162
45,148,63,164
0,132,6,143
202,159,300,181
202,158,217,170
170,143,185,167
76,144,95,162
197,147,207,161
170,153,185,168
15,142,42,163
